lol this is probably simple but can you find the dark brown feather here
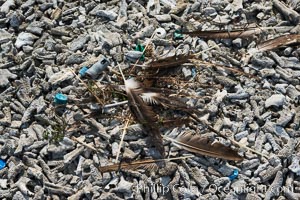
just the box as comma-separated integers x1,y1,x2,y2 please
141,91,207,116
157,118,191,128
125,79,165,158
182,28,262,39
147,54,194,69
171,132,243,161
257,34,300,52
190,59,259,80
153,94,191,110
143,87,178,95
99,159,160,173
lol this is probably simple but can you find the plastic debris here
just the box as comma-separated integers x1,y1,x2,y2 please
86,57,110,79
135,44,145,61
173,29,183,40
79,66,89,76
125,51,144,62
191,68,196,78
54,93,68,104
0,159,6,170
154,27,167,39
228,169,239,181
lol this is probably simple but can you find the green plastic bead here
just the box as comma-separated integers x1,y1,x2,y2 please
173,30,183,40
135,44,145,61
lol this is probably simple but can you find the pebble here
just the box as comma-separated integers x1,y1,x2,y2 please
26,22,44,36
284,47,293,56
289,154,300,175
32,47,57,61
203,7,217,17
182,67,192,78
213,14,231,24
260,68,276,77
125,51,143,62
69,35,90,52
0,0,15,13
275,84,287,94
0,30,12,44
91,10,118,21
215,76,238,87
0,69,17,87
154,14,172,22
286,85,300,102
15,32,38,49
232,38,242,48
281,56,300,69
265,94,285,108
251,54,275,68
50,27,70,36
254,10,264,19
265,171,284,200
65,53,85,65
48,69,74,85
276,109,295,127
9,12,22,28
235,130,249,141
111,142,119,157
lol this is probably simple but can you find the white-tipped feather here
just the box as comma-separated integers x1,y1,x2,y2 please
124,78,165,158
163,132,243,161
125,78,140,90
141,92,159,105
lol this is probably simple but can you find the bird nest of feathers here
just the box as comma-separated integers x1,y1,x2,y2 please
57,26,294,173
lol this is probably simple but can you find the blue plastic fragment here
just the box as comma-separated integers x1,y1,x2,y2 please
0,159,6,170
54,93,68,104
229,169,239,181
79,66,89,76
86,57,110,79
191,68,196,78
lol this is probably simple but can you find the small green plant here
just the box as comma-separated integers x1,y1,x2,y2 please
43,107,69,143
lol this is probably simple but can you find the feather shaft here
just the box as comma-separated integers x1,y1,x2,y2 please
182,28,262,39
164,133,243,161
257,34,300,52
99,155,194,173
147,54,194,69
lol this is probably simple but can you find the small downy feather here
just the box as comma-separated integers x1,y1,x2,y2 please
141,91,189,109
141,91,207,116
166,132,243,161
125,79,165,158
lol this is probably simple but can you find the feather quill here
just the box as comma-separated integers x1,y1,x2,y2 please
257,34,300,52
99,159,160,173
99,155,194,173
157,118,192,128
141,92,191,110
182,28,262,39
125,79,165,158
147,54,194,69
165,132,243,161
